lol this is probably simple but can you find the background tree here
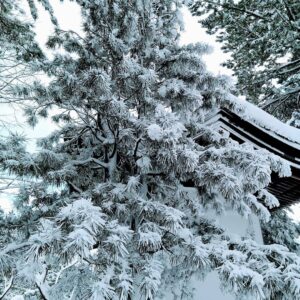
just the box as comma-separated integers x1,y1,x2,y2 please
1,0,300,299
0,1,41,198
0,0,57,295
262,209,300,253
190,0,300,122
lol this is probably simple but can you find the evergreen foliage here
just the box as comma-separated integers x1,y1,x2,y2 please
190,0,300,122
0,0,45,61
0,1,300,299
262,209,300,253
0,0,45,194
288,111,300,128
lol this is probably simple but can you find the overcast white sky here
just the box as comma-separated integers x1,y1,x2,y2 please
2,1,299,219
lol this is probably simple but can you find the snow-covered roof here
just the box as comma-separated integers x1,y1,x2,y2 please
232,97,300,149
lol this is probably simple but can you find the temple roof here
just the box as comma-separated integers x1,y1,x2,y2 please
203,105,300,209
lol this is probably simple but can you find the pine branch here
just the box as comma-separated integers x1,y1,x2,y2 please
134,137,142,158
71,157,108,169
35,264,50,300
0,242,31,255
282,0,296,22
200,0,270,21
67,181,83,193
262,87,300,109
55,261,77,284
0,275,14,300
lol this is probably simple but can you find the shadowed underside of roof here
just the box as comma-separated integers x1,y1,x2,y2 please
200,108,300,210
268,173,300,208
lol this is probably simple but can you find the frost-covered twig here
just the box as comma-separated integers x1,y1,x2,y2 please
0,275,14,300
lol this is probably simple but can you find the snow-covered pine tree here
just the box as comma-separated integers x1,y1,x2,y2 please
1,1,300,299
190,0,300,122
